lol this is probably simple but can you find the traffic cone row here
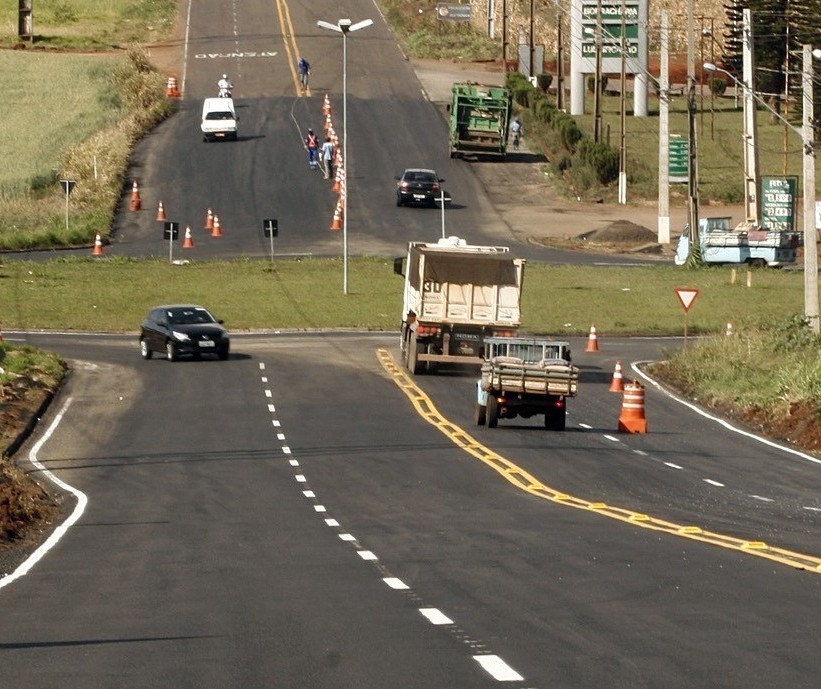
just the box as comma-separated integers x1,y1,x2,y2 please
321,97,346,229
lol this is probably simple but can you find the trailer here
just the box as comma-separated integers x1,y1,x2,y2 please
475,336,579,430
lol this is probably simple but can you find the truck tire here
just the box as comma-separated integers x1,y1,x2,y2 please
408,331,422,375
474,403,486,426
486,395,499,428
748,258,767,269
544,406,566,431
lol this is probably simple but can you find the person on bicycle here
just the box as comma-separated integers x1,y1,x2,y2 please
510,117,522,149
297,57,311,91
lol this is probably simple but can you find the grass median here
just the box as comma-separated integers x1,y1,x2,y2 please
0,256,806,335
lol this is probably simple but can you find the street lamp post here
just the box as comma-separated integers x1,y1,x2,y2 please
705,48,821,332
317,17,373,295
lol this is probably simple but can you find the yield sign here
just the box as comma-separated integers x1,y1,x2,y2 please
675,288,700,312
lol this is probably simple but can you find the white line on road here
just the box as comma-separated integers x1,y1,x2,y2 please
383,577,409,590
357,550,378,561
664,462,683,469
703,479,725,487
419,608,453,625
0,398,88,591
473,655,525,682
750,495,774,503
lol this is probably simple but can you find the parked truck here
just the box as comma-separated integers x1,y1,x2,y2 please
448,83,513,159
394,236,525,374
475,336,579,430
674,217,802,268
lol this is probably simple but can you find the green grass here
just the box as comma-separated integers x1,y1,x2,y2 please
0,52,122,200
0,0,176,50
0,257,806,335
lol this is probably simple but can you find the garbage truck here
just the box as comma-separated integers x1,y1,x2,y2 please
447,83,513,158
394,236,525,374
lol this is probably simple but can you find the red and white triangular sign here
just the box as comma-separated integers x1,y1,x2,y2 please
675,288,700,312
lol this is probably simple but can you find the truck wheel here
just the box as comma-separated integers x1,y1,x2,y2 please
748,258,767,269
408,332,422,375
544,406,566,431
474,404,487,426
486,395,499,428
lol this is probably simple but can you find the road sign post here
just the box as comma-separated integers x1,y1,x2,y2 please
59,179,76,230
674,287,699,346
163,221,179,263
263,218,278,263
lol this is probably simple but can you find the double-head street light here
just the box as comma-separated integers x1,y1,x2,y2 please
705,48,821,332
317,17,373,295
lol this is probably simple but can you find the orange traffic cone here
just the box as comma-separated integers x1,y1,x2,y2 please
330,202,343,231
129,180,141,211
618,381,648,434
156,200,167,222
609,360,625,392
92,234,105,256
585,324,600,352
183,225,195,248
211,214,223,237
322,94,331,115
204,208,214,230
165,75,180,98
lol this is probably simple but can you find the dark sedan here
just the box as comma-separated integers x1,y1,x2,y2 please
395,168,445,207
139,304,230,361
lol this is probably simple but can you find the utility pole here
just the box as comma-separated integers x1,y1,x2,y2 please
618,0,627,204
741,8,760,226
529,0,536,80
802,44,819,332
658,11,671,244
501,0,508,71
684,0,702,266
593,0,603,143
557,10,565,110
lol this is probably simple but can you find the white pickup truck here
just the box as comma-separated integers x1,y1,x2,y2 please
475,336,579,430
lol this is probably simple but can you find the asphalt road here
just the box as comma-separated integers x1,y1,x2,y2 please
1,331,820,688
2,0,648,266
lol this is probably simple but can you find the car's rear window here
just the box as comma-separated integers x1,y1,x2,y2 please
205,112,234,121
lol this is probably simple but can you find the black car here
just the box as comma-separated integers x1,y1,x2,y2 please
139,304,230,361
395,168,445,207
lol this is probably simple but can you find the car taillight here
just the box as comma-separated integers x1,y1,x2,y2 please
400,181,410,189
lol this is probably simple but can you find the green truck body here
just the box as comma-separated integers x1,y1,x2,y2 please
448,83,513,158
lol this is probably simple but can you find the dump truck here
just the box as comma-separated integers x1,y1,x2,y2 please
475,336,579,431
674,217,802,268
394,236,525,374
448,83,513,158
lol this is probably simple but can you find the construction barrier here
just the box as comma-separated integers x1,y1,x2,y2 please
618,381,648,434
166,75,181,98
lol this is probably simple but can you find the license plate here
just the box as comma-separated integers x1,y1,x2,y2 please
199,341,216,348
413,194,426,199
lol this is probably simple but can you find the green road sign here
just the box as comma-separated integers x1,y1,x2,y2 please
669,136,688,183
760,176,798,232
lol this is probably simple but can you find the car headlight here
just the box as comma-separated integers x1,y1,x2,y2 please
171,330,191,342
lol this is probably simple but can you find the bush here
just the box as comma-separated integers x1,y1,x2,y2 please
577,139,620,184
586,75,608,93
536,73,553,92
709,76,727,96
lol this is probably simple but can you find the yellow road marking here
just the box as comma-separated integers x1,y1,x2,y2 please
273,0,303,95
377,348,821,575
